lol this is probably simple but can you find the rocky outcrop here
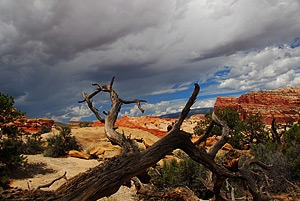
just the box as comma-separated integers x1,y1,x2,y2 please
67,150,92,160
13,117,54,133
68,127,161,160
93,115,201,138
214,86,300,125
89,141,122,159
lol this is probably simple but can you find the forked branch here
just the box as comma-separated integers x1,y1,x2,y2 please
120,98,147,113
208,112,230,158
82,92,104,122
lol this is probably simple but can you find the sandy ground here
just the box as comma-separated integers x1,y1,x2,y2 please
9,127,157,200
10,154,137,200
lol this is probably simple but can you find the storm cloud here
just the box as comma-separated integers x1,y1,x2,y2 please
1,0,300,121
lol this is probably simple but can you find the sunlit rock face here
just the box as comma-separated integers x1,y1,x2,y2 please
16,117,55,133
93,115,203,138
214,86,300,125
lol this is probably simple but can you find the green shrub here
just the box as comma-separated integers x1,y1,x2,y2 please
0,138,27,169
79,122,91,128
194,107,270,149
19,132,44,155
150,151,212,199
0,92,27,170
282,123,300,180
44,127,82,157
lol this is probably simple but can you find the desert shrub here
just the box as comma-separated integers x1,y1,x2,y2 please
44,127,82,157
19,132,44,155
0,138,27,169
41,125,51,133
150,151,213,199
79,122,91,128
282,122,300,180
250,143,291,193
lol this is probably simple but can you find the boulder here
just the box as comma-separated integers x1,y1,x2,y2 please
68,150,92,160
206,138,217,146
157,155,181,167
221,150,240,171
136,142,147,151
103,148,122,158
89,141,122,159
221,143,233,151
142,137,157,148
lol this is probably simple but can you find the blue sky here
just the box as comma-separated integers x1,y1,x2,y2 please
1,0,300,122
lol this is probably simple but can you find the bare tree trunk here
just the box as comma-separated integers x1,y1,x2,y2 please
270,117,283,152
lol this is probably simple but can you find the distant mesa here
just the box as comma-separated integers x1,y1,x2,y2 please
159,107,213,119
214,85,300,125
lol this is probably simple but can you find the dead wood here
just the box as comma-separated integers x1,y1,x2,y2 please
2,77,274,201
132,177,201,201
194,121,214,149
35,172,67,191
270,115,283,152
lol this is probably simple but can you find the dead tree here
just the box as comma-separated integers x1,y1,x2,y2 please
270,117,284,152
1,77,273,201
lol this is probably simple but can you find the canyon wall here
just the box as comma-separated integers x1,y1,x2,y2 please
214,86,300,125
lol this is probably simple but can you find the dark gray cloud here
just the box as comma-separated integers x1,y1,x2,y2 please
1,0,300,121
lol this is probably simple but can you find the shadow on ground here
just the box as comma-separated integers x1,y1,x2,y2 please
5,162,56,180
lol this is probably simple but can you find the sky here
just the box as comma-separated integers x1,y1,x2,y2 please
1,0,300,123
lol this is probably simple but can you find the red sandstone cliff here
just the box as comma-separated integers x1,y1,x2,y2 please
214,86,300,125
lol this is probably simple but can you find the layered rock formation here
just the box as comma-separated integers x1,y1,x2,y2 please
93,115,202,138
214,86,300,125
14,117,54,133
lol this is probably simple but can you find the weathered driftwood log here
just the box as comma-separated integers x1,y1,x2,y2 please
1,77,273,201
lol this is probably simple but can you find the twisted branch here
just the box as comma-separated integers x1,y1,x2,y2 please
119,98,147,113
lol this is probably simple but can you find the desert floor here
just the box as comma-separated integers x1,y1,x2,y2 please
9,126,159,200
10,154,137,201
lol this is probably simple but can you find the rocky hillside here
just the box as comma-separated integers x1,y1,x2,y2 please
93,114,204,137
215,86,300,125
